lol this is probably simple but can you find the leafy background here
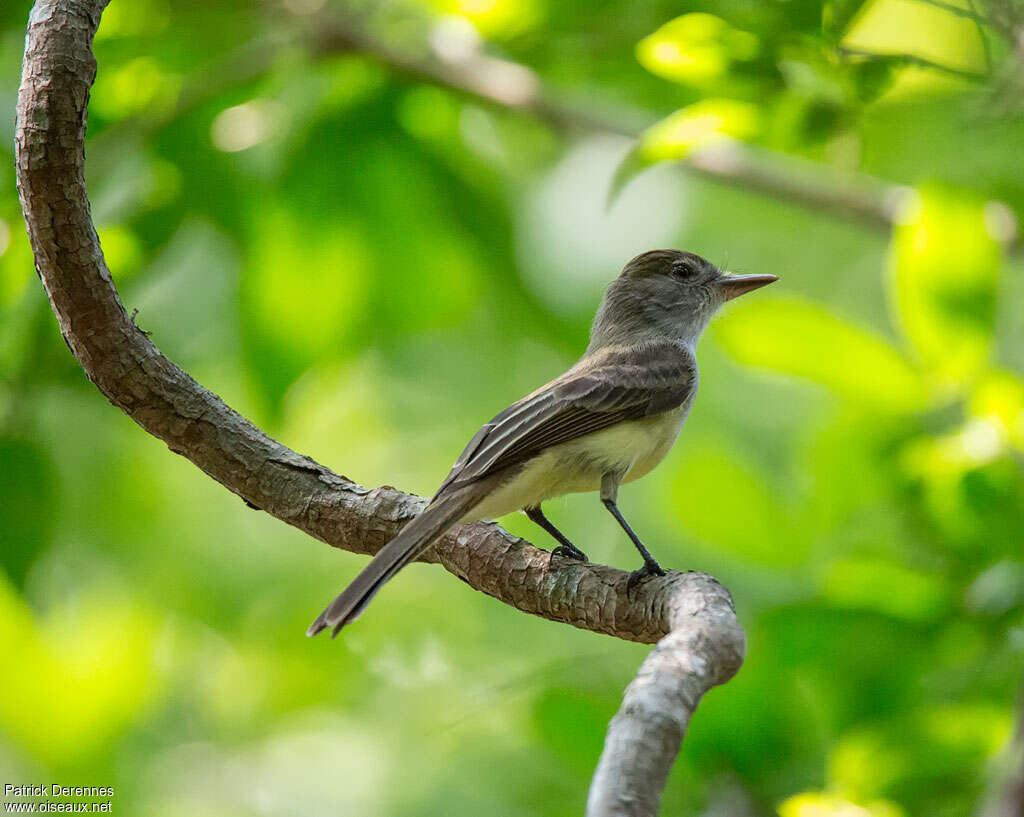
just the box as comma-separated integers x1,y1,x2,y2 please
2,0,1023,815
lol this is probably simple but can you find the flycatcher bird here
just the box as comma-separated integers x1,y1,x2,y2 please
309,249,777,637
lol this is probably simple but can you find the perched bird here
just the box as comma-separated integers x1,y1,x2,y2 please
309,250,777,637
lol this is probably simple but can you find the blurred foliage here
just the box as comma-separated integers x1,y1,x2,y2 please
2,0,1023,815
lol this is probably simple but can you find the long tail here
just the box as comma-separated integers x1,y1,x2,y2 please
307,483,489,638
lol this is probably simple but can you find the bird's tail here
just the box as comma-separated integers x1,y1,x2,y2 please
307,483,489,638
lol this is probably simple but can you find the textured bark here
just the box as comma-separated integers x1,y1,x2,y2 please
588,575,745,816
15,2,745,814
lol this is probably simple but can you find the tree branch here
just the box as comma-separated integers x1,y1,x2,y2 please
107,10,1021,253
325,19,915,234
15,1,745,814
979,679,1024,817
588,578,744,816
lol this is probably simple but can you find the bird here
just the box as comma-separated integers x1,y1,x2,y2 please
308,249,777,637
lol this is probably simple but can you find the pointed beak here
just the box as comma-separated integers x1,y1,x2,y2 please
715,273,779,301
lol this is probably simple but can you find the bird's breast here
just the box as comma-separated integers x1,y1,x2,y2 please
463,403,691,522
607,404,690,484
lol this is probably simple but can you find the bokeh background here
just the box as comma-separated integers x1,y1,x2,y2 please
2,0,1024,815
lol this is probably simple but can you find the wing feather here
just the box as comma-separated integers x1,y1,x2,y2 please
434,342,696,497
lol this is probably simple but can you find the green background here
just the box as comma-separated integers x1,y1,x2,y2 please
2,0,1023,815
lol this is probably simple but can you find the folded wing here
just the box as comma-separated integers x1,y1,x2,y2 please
435,341,696,497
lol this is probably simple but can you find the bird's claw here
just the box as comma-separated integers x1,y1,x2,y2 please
552,543,588,562
627,560,666,592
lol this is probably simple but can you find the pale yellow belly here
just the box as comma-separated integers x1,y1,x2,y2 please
463,405,689,523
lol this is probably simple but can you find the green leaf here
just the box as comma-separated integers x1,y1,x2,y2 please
0,437,56,588
0,585,161,767
841,0,987,75
607,147,647,209
888,188,1002,389
241,207,371,409
636,13,760,87
821,557,950,621
823,0,870,44
665,442,806,565
780,791,906,817
714,296,929,412
608,99,761,205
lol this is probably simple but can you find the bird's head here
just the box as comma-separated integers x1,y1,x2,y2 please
588,249,778,350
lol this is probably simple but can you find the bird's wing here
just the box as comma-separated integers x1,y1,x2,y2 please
434,342,696,497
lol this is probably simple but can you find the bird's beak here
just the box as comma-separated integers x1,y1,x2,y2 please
715,273,779,301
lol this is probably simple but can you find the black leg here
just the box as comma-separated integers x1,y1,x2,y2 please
525,505,588,562
601,498,665,579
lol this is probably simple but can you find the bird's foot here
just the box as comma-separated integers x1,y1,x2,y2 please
551,543,588,562
627,559,666,592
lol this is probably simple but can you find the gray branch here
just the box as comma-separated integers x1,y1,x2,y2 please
14,1,745,814
979,680,1024,817
588,579,745,816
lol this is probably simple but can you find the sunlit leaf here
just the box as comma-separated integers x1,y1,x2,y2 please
778,791,906,817
901,434,1022,550
0,223,33,308
637,13,759,86
0,582,161,767
423,0,540,38
211,98,283,153
823,0,870,44
98,224,144,281
93,0,170,40
920,703,1012,758
610,99,760,203
90,56,180,120
714,296,929,413
397,86,462,143
242,207,370,405
828,730,907,802
640,99,761,162
841,0,986,75
968,370,1024,450
888,189,1002,389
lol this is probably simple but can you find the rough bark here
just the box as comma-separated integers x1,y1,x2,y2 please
588,577,745,816
15,2,745,814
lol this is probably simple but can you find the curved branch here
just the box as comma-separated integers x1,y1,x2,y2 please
15,1,745,813
588,576,745,816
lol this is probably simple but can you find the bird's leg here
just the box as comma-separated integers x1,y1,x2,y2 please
600,473,666,584
525,505,588,562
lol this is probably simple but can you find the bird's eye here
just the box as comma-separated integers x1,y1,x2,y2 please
671,260,696,280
